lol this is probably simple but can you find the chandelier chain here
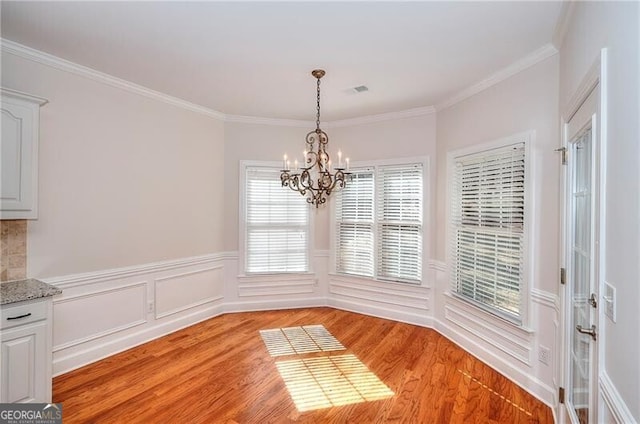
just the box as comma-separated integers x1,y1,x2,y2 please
316,76,321,131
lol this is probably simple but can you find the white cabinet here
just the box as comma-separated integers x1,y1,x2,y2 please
1,88,48,220
0,298,53,403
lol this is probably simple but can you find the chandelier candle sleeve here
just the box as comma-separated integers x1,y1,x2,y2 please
280,69,351,207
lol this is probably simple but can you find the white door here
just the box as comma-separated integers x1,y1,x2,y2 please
563,86,600,424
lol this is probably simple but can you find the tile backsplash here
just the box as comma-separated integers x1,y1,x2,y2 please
0,220,27,282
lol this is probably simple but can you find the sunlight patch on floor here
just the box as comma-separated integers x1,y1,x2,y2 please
276,354,394,412
260,325,345,357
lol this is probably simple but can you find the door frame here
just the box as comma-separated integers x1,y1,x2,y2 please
559,48,608,423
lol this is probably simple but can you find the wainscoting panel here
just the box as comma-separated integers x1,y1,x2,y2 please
443,298,533,366
327,274,432,327
222,252,326,312
53,281,147,350
600,372,636,424
155,266,224,319
45,254,225,376
237,274,316,298
432,260,557,408
46,251,563,413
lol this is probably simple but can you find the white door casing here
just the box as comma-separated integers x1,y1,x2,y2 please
560,50,607,424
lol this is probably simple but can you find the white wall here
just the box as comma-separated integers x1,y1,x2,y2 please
435,54,560,406
1,52,225,278
328,113,437,160
329,113,438,255
559,2,639,421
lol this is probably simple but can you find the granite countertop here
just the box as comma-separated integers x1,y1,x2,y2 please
0,279,62,305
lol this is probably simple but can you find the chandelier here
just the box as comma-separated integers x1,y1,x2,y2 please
281,69,350,207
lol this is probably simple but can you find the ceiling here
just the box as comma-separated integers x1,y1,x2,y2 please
1,1,563,121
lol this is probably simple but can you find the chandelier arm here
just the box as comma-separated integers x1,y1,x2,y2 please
303,151,319,171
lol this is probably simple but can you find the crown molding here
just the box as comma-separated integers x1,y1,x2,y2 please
435,43,559,112
551,1,576,50
327,106,436,128
1,38,226,120
3,37,558,127
224,105,436,129
2,37,433,129
224,113,313,128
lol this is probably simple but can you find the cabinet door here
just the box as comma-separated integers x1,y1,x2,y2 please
0,320,47,403
1,90,46,219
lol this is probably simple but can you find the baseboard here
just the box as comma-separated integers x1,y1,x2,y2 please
53,302,224,376
600,372,636,424
435,318,556,408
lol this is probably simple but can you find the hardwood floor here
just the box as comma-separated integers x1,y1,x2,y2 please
53,308,553,423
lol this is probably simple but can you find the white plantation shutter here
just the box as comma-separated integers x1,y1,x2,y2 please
246,167,309,273
334,162,424,283
377,164,423,282
335,170,375,277
450,143,525,322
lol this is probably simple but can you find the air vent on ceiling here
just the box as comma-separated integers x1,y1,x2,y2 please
353,85,369,93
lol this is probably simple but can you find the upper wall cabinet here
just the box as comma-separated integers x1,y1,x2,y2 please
1,88,48,220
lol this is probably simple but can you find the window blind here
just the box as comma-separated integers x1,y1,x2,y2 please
335,170,375,277
450,143,525,322
246,167,309,273
377,164,423,282
334,162,423,283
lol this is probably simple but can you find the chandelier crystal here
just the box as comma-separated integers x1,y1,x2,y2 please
281,69,350,207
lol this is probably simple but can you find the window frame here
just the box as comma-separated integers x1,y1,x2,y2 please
446,132,533,326
239,160,314,276
330,157,430,286
334,167,376,278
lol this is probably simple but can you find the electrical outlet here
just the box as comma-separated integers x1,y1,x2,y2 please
604,282,616,322
147,301,154,313
538,346,551,365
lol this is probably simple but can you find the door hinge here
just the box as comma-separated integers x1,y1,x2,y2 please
559,387,565,404
555,147,567,165
560,267,566,285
